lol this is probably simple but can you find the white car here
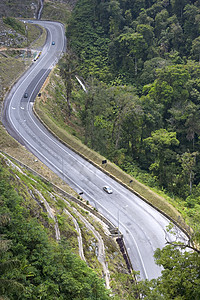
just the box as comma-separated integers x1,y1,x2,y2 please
103,186,113,194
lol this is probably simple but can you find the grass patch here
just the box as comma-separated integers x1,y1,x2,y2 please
0,125,76,197
0,0,38,18
0,124,19,148
0,56,26,98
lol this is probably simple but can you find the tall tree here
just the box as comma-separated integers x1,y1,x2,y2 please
191,36,200,62
144,129,179,185
171,0,187,19
179,151,198,194
59,51,78,117
112,31,147,75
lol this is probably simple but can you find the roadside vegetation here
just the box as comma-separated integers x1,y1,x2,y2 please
0,57,25,102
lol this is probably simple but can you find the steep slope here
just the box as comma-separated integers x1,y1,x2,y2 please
0,152,133,298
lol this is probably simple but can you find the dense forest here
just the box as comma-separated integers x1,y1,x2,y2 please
65,0,200,230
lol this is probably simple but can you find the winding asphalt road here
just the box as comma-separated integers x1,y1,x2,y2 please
2,20,187,280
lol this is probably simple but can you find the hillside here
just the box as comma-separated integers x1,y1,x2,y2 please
0,152,109,299
0,150,136,299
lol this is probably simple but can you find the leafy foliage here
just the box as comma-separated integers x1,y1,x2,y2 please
0,159,109,299
147,245,200,300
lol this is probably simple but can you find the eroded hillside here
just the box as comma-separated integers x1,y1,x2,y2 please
0,151,134,298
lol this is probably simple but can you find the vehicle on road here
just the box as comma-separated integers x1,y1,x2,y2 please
103,186,113,194
52,41,55,45
24,93,28,98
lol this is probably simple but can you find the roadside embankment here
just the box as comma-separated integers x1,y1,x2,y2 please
33,71,190,238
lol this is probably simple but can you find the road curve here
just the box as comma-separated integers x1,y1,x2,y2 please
2,20,187,280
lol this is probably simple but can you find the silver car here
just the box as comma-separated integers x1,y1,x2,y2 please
103,186,113,194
